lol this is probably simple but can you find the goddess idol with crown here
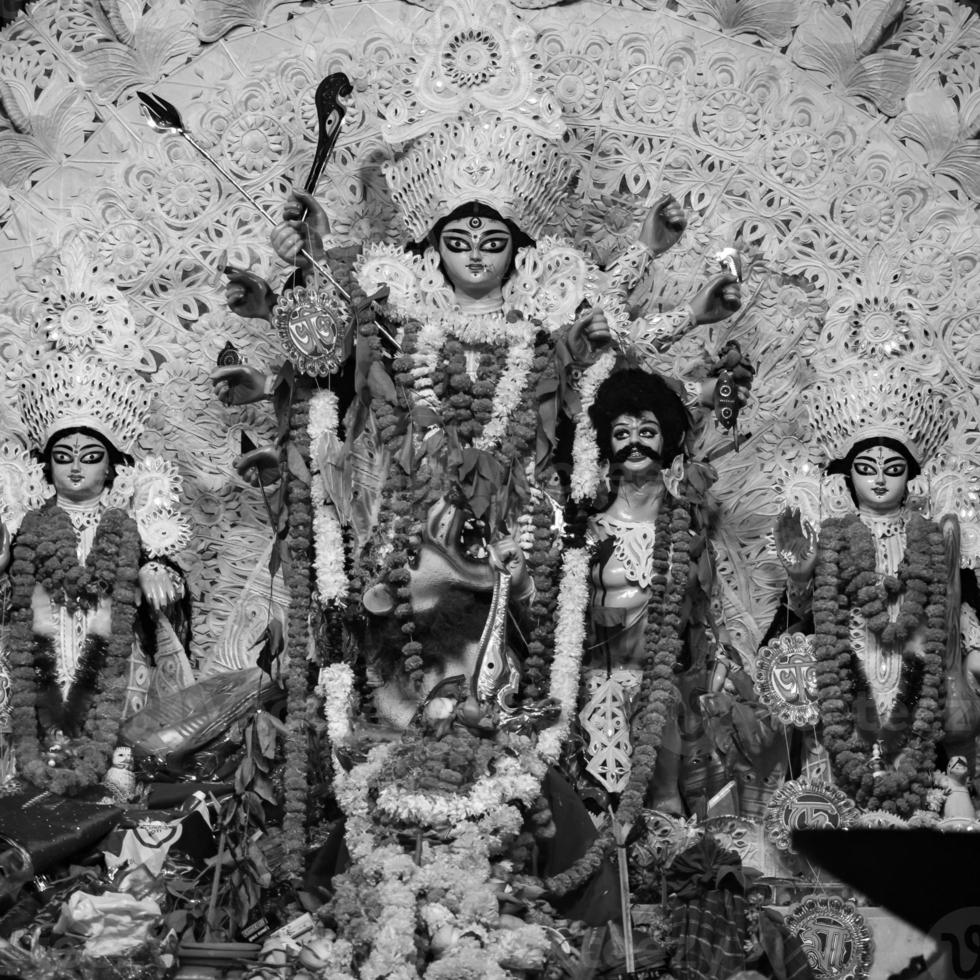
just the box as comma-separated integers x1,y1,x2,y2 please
214,0,743,731
208,0,746,968
771,363,980,818
0,353,192,797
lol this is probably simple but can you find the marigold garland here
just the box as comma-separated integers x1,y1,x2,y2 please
7,504,140,795
812,511,946,815
364,312,555,693
281,392,315,874
523,492,560,702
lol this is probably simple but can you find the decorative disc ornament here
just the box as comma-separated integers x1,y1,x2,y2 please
272,285,349,376
764,779,858,852
754,632,820,727
785,895,874,980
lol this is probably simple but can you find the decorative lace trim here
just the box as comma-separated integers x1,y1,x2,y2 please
593,514,657,590
859,509,908,577
57,498,103,560
849,610,903,720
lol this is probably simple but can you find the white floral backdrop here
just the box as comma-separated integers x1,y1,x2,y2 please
0,0,978,673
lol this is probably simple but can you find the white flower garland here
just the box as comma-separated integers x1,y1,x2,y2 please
316,663,355,747
374,751,544,829
307,389,348,603
334,743,393,862
312,507,347,603
537,545,590,764
473,338,536,451
570,349,618,502
363,863,418,980
308,386,339,445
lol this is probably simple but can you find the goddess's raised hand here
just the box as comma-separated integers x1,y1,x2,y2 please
774,506,817,582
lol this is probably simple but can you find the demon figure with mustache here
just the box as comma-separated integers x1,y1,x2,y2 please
576,368,731,817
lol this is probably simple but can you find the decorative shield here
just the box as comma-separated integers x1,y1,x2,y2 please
273,285,350,376
754,632,820,727
764,779,858,852
785,895,874,980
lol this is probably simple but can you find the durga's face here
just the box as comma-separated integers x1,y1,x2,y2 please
437,215,513,302
850,445,909,515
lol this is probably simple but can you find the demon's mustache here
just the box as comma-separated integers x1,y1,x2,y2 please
611,443,663,466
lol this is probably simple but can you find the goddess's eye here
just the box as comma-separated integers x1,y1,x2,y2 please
480,235,511,254
440,235,472,253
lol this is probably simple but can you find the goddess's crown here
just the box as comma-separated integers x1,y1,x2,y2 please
18,353,151,455
374,0,576,241
384,114,577,241
804,363,954,466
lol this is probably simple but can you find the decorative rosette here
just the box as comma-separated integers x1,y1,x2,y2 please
355,244,433,314
0,439,52,534
772,464,860,532
510,237,601,331
138,507,192,558
103,456,190,558
924,448,980,568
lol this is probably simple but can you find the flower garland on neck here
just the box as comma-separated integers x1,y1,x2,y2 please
546,498,691,895
390,314,544,461
358,299,551,691
6,503,140,795
812,511,946,815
